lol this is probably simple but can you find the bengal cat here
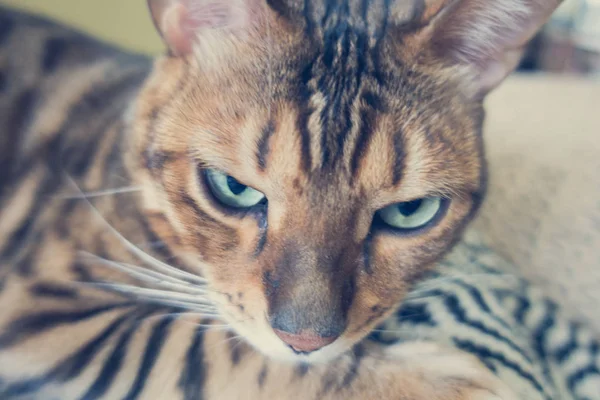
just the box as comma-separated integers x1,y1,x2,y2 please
1,0,599,399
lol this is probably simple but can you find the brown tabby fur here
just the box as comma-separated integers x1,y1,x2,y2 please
0,1,559,399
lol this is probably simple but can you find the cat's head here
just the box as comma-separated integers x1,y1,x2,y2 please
131,0,560,362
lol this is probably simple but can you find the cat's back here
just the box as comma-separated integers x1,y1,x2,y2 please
0,6,151,189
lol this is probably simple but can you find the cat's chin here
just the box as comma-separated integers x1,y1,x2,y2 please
256,340,356,364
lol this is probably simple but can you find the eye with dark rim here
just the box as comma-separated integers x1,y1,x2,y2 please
202,168,267,214
374,197,450,234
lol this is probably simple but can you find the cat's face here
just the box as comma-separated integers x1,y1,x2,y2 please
132,0,559,362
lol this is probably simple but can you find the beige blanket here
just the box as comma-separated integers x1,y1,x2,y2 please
473,74,600,334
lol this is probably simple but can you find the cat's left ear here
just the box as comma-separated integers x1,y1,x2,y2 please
428,0,562,97
147,0,262,56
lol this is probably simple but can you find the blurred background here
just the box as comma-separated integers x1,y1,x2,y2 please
2,0,600,77
0,0,164,54
521,0,600,77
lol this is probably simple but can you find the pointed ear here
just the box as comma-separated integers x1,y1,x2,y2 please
147,0,260,56
430,0,562,96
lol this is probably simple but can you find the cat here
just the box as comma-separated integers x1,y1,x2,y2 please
0,0,598,399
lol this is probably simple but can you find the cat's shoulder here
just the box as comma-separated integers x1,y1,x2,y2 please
0,6,151,191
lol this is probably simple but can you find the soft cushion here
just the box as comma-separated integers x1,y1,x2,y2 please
473,74,600,333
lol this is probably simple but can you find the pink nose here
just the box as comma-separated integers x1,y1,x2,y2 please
274,329,338,353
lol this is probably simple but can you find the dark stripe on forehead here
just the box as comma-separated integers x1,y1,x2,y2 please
391,131,405,185
350,108,375,181
349,91,386,180
297,1,394,173
300,0,392,35
302,0,317,36
318,2,363,169
293,0,396,175
256,120,276,171
371,0,391,86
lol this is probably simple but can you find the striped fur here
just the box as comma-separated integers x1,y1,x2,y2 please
1,2,598,399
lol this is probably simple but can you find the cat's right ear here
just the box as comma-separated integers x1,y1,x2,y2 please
423,0,562,97
147,0,260,56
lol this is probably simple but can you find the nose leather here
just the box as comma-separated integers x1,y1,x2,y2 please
274,329,338,353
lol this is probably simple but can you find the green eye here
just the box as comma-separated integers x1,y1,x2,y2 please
377,197,443,231
205,169,266,209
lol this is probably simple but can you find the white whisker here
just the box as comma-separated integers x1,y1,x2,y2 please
77,281,215,306
140,312,223,323
173,320,233,330
79,251,209,295
55,186,142,199
64,175,207,285
208,334,243,353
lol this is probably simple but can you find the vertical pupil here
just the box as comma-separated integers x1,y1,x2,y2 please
227,176,247,195
397,199,422,216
